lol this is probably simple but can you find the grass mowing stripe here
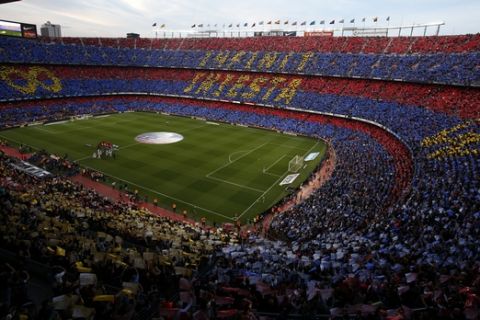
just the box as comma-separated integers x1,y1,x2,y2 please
80,164,235,221
31,126,55,134
0,133,42,151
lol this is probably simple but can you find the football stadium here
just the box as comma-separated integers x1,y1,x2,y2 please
0,0,479,319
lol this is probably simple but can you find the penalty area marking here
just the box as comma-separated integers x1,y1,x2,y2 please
205,175,265,193
237,140,320,219
228,150,251,163
262,171,281,177
207,141,269,177
262,154,286,177
205,141,270,194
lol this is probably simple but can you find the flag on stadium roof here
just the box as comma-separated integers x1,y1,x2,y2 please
329,20,335,24
160,24,165,28
300,21,306,25
228,23,233,27
267,21,272,24
362,17,366,22
292,21,297,26
244,22,248,27
373,17,378,22
310,21,316,25
350,19,355,23
339,19,344,23
284,20,289,24
198,24,203,27
386,16,390,21
236,23,240,27
259,21,264,25
191,24,196,28
320,20,325,24
252,22,256,27
152,23,157,27
274,20,281,24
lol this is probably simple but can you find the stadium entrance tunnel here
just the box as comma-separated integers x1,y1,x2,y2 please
135,132,184,144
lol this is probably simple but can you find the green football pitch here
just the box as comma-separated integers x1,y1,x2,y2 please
0,30,22,37
0,112,327,224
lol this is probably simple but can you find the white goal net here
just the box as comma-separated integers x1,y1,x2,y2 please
288,155,304,173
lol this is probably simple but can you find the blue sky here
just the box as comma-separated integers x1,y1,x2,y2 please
1,0,478,37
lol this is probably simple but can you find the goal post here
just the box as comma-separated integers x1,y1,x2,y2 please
288,155,304,173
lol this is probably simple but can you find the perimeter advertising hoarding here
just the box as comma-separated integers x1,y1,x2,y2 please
304,31,334,37
0,19,37,38
254,31,297,37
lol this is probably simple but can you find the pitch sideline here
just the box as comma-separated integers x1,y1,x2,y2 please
80,164,235,221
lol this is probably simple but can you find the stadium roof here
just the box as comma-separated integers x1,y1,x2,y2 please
0,0,20,4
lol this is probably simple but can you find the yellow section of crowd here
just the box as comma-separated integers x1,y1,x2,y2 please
184,71,303,104
0,66,62,94
421,120,480,159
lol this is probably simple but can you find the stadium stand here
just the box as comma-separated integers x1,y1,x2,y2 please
1,35,480,85
0,34,479,319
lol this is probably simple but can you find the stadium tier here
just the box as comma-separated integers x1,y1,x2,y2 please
1,35,480,85
53,34,480,53
0,34,479,319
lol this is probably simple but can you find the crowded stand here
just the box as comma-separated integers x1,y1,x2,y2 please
0,32,479,320
0,66,478,117
44,34,480,53
0,151,228,320
1,35,479,86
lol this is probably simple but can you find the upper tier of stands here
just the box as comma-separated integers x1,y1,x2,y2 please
0,35,479,86
50,34,480,53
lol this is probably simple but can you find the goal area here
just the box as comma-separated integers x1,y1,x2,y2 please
288,155,304,172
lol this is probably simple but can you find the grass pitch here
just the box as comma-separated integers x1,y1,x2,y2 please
0,112,326,224
0,30,22,37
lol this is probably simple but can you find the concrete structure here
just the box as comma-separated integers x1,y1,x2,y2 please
40,21,61,38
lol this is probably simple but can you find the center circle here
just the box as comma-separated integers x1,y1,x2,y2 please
135,132,184,144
